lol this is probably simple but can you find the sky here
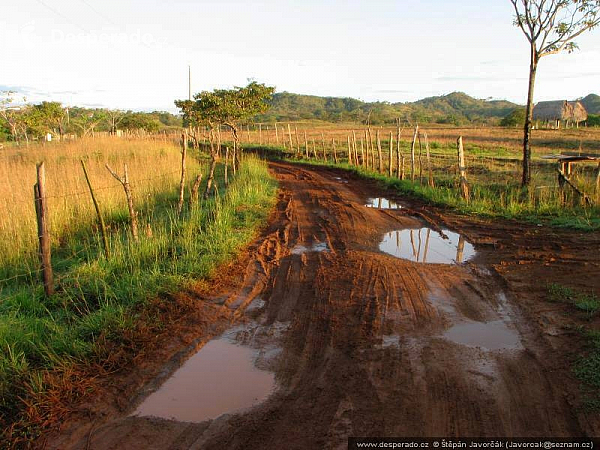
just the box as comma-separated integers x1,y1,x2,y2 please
1,0,600,112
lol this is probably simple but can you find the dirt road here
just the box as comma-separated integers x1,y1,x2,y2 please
46,161,600,449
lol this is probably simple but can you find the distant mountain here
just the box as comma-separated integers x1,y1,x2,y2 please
257,91,521,125
580,94,600,114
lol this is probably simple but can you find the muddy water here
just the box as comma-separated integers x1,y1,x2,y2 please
291,242,329,254
444,320,522,351
379,228,476,264
365,197,402,209
133,336,275,423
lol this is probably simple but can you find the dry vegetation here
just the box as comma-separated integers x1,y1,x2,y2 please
0,136,202,276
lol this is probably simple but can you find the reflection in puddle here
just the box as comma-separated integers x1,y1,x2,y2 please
365,198,402,210
444,320,522,351
379,228,476,264
291,242,329,255
134,337,275,423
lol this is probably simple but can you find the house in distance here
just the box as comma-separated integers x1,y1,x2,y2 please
533,100,588,129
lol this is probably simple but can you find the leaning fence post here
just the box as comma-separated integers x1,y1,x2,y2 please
190,173,203,208
457,136,470,203
81,160,110,259
34,162,54,296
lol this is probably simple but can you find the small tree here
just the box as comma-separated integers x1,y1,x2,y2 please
510,0,600,186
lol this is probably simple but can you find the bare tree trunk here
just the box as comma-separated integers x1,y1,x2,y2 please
522,45,538,187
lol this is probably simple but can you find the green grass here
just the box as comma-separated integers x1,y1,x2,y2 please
0,154,277,443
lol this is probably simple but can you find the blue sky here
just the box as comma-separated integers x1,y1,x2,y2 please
2,0,599,111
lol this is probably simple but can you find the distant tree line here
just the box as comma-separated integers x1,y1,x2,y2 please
254,92,519,126
0,92,182,143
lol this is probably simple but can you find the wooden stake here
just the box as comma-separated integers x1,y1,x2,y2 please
388,132,393,177
376,130,383,173
332,138,338,164
424,132,434,188
295,126,301,157
81,160,109,259
410,125,418,182
287,124,294,153
321,132,327,161
360,136,365,167
190,173,203,207
347,136,353,165
417,132,423,184
177,131,187,215
34,162,54,296
304,131,309,158
106,163,139,241
396,124,402,179
274,122,279,145
224,146,229,186
457,136,470,203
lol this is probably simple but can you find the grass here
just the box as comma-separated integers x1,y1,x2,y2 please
545,284,600,409
0,139,277,445
240,129,600,230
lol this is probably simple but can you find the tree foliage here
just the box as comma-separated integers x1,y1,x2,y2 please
501,108,527,127
510,0,600,186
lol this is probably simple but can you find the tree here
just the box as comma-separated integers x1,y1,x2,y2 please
0,91,29,143
510,0,600,186
501,107,527,127
175,81,274,197
32,102,68,139
71,109,108,137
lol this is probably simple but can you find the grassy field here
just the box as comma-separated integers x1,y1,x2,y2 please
0,137,277,444
238,123,600,230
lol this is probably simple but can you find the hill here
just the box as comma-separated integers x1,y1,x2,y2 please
580,94,600,114
256,91,521,125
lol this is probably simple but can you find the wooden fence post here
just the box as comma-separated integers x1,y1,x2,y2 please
332,138,338,164
457,136,470,203
81,160,110,259
287,124,294,154
34,162,54,296
376,130,383,173
410,125,418,182
224,147,229,186
388,132,393,177
321,133,327,161
177,131,188,215
424,132,434,188
418,132,423,184
274,123,279,145
106,163,139,241
396,125,402,179
347,136,353,165
190,173,203,207
295,126,301,157
304,131,309,159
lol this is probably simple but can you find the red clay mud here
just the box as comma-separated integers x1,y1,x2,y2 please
43,161,600,450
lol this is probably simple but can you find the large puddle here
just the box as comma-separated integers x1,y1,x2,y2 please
133,335,275,423
365,197,402,210
444,320,522,351
379,228,476,264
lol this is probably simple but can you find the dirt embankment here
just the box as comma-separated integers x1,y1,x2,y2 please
44,161,600,450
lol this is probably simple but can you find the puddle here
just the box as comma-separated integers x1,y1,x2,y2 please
365,197,402,210
291,242,329,255
333,177,348,183
134,336,276,423
379,228,476,264
443,320,522,351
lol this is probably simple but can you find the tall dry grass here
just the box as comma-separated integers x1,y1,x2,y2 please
0,137,202,274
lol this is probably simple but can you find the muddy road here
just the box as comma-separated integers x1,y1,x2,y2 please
47,161,600,449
